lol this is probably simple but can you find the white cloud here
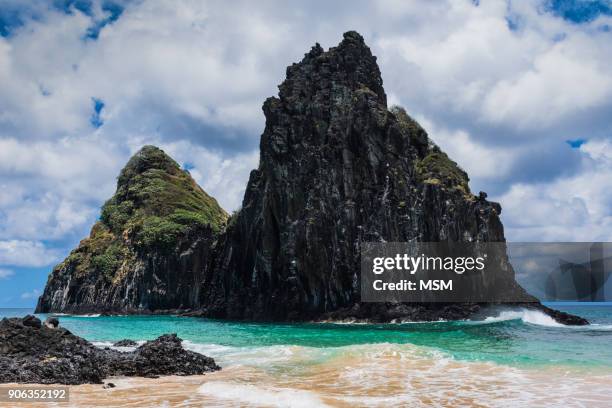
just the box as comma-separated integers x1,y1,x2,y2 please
0,137,121,241
482,34,612,128
581,138,612,163
497,138,612,241
0,268,14,279
158,143,259,212
377,1,612,136
0,240,60,267
20,288,40,300
415,115,517,181
0,0,610,250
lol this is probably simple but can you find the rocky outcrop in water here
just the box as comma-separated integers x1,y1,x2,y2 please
36,31,587,325
196,32,584,323
0,316,219,384
36,146,227,314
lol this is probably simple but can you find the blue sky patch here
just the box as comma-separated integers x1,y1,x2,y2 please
566,138,587,148
53,0,94,16
506,15,521,31
545,0,612,23
85,2,124,39
39,84,52,96
0,5,28,37
0,1,125,38
90,97,105,128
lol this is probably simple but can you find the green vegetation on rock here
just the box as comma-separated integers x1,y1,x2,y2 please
391,106,424,136
57,145,228,282
415,147,471,195
100,146,228,251
58,221,131,281
390,105,471,196
390,105,429,148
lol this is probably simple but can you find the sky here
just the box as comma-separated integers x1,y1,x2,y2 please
0,0,611,307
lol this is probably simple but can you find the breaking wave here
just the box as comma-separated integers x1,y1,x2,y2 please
478,309,565,327
198,382,325,407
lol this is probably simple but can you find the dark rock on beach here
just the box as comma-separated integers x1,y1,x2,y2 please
113,339,138,347
107,334,219,378
35,31,587,326
0,316,220,385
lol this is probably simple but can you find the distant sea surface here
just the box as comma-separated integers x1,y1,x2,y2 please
2,304,611,407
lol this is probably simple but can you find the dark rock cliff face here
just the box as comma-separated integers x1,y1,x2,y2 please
36,146,227,314
37,32,586,325
197,32,582,323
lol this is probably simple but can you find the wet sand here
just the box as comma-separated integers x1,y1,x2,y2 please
2,343,611,407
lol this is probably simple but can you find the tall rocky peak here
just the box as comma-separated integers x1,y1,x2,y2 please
36,146,227,314
276,31,386,112
199,32,516,320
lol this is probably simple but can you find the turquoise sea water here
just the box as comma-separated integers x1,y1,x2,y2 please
2,304,611,370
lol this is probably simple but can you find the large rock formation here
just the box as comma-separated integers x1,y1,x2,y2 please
196,31,580,323
0,316,220,384
37,31,586,325
36,146,227,313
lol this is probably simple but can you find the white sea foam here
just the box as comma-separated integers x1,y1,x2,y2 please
69,313,101,317
82,338,612,407
319,318,450,325
471,308,612,331
92,341,114,348
584,323,612,331
182,341,235,355
67,339,612,408
198,381,327,407
92,340,143,352
474,309,564,327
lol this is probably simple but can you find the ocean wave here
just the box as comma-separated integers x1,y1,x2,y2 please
50,313,101,317
198,381,325,407
319,318,451,325
477,309,565,327
473,309,612,331
193,342,610,407
66,340,612,407
324,309,566,327
584,323,612,331
92,340,143,352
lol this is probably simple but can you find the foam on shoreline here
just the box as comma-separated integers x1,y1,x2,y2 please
54,341,612,407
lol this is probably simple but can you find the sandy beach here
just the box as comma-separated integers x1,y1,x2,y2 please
3,342,611,408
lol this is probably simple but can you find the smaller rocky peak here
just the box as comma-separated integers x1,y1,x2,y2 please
101,145,228,240
118,145,181,187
